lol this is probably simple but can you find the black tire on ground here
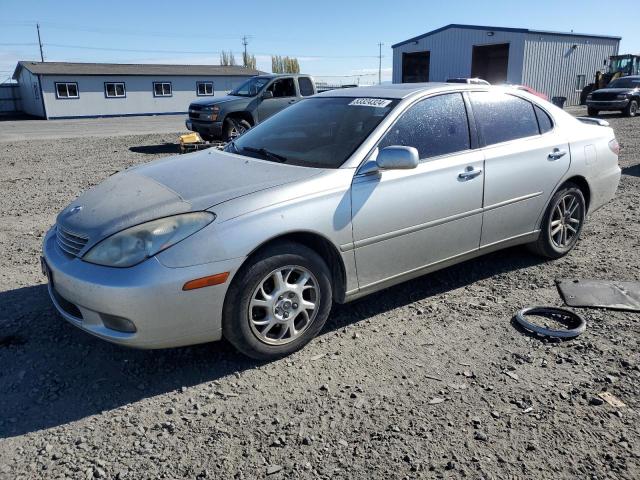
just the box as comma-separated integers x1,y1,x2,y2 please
587,107,599,117
222,242,333,360
222,118,251,142
528,182,586,259
623,99,638,118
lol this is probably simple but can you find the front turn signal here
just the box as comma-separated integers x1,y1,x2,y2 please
182,272,230,291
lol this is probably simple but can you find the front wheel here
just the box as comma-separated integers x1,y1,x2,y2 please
223,242,333,360
222,118,251,142
528,183,586,259
623,100,638,118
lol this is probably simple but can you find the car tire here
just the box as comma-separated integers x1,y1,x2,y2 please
222,118,251,142
528,183,586,259
623,99,638,117
587,107,599,117
222,242,333,360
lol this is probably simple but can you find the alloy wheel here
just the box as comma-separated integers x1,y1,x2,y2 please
549,192,583,249
248,266,320,345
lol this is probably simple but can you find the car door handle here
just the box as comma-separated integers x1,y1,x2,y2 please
548,148,567,161
288,99,297,104
458,167,483,180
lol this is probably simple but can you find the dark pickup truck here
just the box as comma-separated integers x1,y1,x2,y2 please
186,74,317,141
586,76,640,117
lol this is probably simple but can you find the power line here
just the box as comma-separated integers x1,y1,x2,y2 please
43,43,380,59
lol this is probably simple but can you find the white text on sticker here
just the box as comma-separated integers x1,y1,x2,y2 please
349,98,392,108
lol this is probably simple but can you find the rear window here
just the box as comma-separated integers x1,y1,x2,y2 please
470,92,539,146
298,77,315,96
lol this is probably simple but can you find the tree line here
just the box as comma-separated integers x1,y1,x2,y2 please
219,51,300,73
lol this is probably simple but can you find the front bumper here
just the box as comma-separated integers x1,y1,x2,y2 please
186,119,223,139
42,229,244,349
587,99,629,111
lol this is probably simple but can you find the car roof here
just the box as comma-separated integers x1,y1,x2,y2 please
316,82,477,99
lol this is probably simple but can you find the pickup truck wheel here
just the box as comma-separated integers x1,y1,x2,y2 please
223,118,251,142
624,100,638,117
223,242,332,360
587,107,598,117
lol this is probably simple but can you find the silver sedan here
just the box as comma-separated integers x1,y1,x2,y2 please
42,84,621,359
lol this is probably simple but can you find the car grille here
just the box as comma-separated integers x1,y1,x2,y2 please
189,104,203,119
56,225,88,257
591,91,621,101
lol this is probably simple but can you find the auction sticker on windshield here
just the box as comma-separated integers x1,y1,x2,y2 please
349,98,393,108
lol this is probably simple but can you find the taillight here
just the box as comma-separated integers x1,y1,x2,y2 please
608,138,620,156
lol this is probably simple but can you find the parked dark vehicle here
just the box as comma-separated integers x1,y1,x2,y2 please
186,74,317,141
586,76,640,117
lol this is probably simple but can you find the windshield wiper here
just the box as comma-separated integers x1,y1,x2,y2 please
241,146,288,163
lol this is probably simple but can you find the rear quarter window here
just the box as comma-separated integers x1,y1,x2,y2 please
534,105,554,134
298,77,315,97
470,92,539,146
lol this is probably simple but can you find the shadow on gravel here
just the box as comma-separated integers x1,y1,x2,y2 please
622,164,640,177
326,246,545,332
0,246,544,439
129,143,180,155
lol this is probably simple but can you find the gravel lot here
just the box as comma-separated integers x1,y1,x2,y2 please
0,110,639,480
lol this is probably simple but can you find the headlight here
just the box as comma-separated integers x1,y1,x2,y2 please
202,106,219,120
83,212,215,267
616,93,628,99
586,94,593,100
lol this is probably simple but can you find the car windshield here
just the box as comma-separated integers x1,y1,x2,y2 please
608,78,640,89
229,77,270,97
225,97,399,168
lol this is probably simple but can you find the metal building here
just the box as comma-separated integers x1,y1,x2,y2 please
392,24,620,105
11,61,260,119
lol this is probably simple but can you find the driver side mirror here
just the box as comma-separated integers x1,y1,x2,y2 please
261,90,274,100
376,146,419,170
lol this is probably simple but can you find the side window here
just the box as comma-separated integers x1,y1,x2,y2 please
197,82,214,96
470,92,539,146
55,82,79,99
378,93,470,159
268,78,296,98
534,105,553,134
153,82,172,97
298,77,314,96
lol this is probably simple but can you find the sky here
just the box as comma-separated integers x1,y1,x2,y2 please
1,0,638,85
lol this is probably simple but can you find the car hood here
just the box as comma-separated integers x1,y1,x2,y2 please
594,88,635,94
57,149,321,247
190,95,248,106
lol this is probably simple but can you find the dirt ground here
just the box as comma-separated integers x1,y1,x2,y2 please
0,110,639,480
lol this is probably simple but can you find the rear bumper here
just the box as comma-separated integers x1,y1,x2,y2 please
186,119,223,138
42,228,244,349
587,99,629,110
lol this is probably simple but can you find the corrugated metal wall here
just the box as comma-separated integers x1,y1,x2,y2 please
0,84,20,115
392,27,621,106
392,27,526,84
522,34,619,105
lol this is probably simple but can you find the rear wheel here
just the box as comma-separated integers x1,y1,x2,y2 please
528,183,586,259
223,242,332,360
587,107,599,117
623,99,638,118
222,118,251,142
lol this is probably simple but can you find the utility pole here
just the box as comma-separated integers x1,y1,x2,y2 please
377,42,383,84
242,35,249,67
37,23,44,62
